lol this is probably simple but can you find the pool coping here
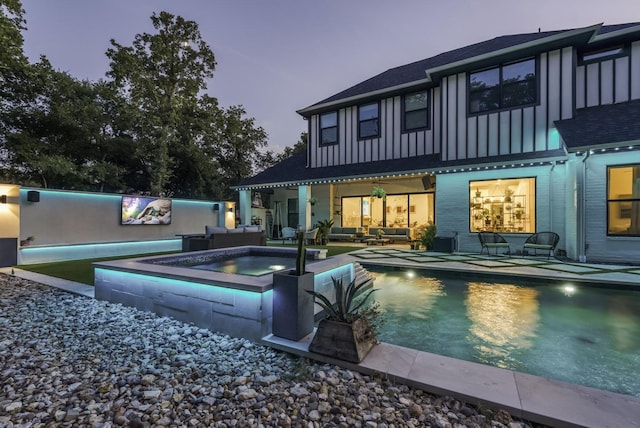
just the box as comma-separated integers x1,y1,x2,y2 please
262,334,640,428
93,247,348,293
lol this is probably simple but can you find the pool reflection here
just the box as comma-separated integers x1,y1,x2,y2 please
466,282,540,369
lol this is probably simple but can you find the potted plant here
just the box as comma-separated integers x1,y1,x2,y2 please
317,218,334,245
376,229,385,239
307,276,377,363
371,186,386,199
483,209,491,226
504,188,514,203
308,196,318,206
272,231,315,341
419,223,436,251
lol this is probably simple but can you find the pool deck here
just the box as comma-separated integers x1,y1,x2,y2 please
4,247,640,428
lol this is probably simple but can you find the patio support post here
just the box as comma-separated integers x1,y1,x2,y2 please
298,185,312,231
238,189,252,226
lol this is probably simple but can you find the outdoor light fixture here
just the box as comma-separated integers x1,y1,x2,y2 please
0,195,6,204
228,207,234,213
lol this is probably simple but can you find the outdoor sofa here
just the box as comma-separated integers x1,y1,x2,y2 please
183,225,266,251
327,227,358,241
368,227,412,242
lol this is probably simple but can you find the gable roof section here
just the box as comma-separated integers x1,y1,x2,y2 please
237,149,567,189
555,100,640,151
298,22,640,116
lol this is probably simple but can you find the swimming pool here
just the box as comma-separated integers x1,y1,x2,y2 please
94,246,352,341
365,266,640,397
141,246,320,276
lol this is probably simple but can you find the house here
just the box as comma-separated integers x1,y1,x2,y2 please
237,22,640,264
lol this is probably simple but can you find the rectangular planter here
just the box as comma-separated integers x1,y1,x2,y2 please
272,270,314,341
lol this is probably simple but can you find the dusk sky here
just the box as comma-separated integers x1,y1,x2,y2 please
21,0,639,153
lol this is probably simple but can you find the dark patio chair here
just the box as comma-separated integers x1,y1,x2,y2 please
523,232,560,259
478,232,510,256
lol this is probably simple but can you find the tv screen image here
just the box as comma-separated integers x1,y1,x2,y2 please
121,197,172,225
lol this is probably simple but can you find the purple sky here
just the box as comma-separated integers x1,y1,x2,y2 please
21,0,639,153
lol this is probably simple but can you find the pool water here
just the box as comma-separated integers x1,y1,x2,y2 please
367,267,640,397
191,255,298,276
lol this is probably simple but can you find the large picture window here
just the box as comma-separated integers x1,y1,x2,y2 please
341,193,434,233
403,91,429,131
469,58,536,114
358,102,379,139
607,165,640,236
320,112,338,145
469,178,536,233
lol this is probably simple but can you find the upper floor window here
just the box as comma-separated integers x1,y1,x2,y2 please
469,58,536,114
403,91,429,131
320,112,338,145
581,46,626,64
358,102,379,139
607,164,640,236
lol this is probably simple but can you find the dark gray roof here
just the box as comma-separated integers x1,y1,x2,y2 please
555,100,640,151
300,22,640,115
238,149,566,188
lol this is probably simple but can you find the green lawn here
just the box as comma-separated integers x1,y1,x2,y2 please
18,244,358,286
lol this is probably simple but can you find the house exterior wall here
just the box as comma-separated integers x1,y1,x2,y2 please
243,24,640,263
309,90,439,168
576,40,640,108
440,48,573,161
583,151,640,263
437,165,567,254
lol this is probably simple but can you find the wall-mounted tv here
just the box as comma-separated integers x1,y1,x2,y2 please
121,196,172,225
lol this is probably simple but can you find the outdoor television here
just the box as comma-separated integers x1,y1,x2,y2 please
121,196,172,225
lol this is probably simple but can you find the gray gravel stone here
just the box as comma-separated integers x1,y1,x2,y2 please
0,274,545,427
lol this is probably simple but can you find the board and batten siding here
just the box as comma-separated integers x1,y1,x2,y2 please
576,40,640,109
308,90,439,168
441,48,574,162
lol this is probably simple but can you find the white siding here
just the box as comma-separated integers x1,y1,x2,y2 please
309,91,437,168
561,47,574,119
436,165,566,254
583,152,640,264
576,41,640,108
600,59,614,105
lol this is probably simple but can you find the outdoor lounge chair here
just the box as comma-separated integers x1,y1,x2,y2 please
304,228,319,245
478,232,510,256
523,232,559,259
281,227,297,243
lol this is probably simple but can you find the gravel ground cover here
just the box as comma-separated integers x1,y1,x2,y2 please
0,274,544,427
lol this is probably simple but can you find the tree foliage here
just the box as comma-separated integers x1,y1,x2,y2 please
1,5,298,199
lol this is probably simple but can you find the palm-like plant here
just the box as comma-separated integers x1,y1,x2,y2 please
307,276,377,323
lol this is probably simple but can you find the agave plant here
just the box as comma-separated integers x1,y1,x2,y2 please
307,276,377,323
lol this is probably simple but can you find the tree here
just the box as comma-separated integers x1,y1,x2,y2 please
212,105,268,199
255,131,307,173
106,11,217,196
0,0,27,73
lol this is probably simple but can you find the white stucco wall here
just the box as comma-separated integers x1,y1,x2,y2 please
17,188,224,246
